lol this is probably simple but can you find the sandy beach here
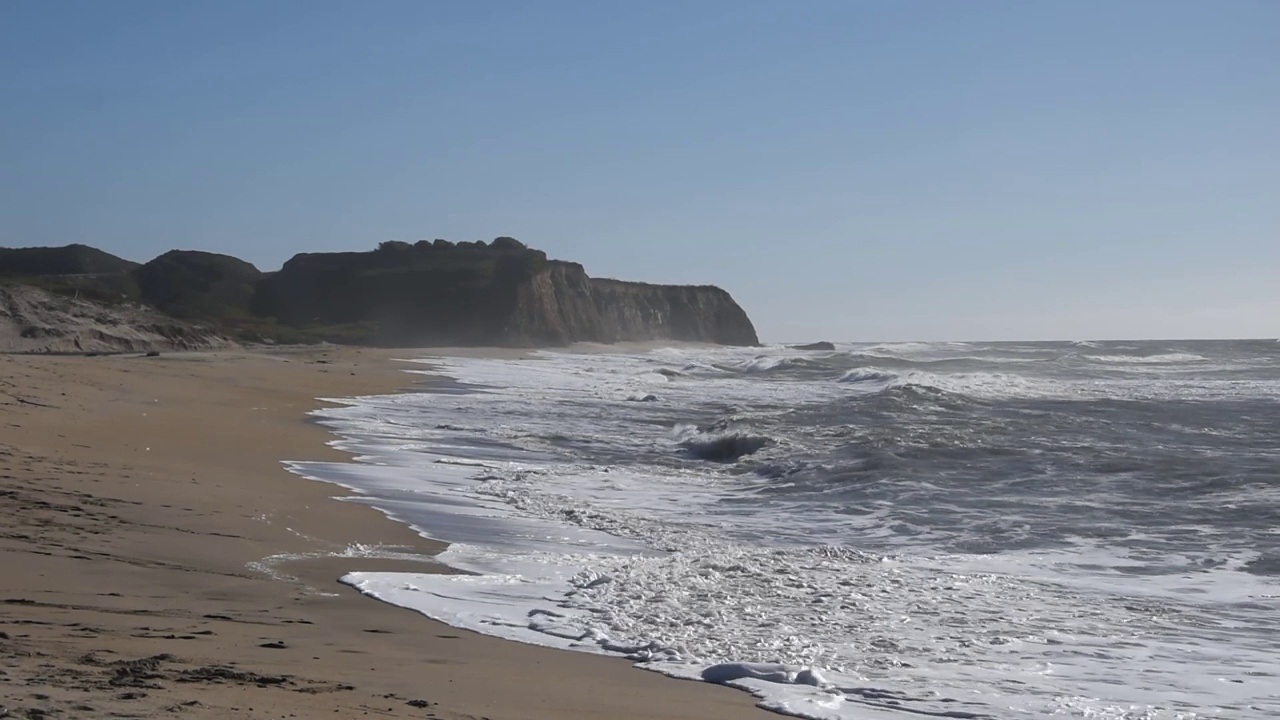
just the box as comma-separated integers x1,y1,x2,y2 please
0,346,773,719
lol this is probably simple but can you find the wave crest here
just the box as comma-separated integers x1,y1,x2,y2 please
675,424,773,462
1084,353,1206,364
837,367,898,384
726,356,821,373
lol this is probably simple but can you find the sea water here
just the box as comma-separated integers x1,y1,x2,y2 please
287,340,1280,719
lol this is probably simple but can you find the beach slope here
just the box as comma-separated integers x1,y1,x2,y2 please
0,347,774,719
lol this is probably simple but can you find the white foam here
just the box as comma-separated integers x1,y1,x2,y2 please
859,342,935,355
894,370,1049,399
1084,352,1207,364
730,355,813,373
290,347,1280,720
836,367,898,384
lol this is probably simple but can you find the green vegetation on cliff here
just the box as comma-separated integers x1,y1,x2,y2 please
252,238,551,345
0,244,138,277
135,250,261,321
0,244,142,305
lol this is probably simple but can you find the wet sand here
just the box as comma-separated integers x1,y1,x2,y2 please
0,346,773,719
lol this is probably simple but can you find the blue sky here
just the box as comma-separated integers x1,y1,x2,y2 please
2,1,1276,341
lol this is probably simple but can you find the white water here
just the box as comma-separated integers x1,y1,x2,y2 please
287,345,1280,720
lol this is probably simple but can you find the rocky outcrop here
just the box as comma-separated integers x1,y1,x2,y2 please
251,239,545,346
587,276,758,346
505,261,758,346
505,260,603,345
256,242,759,347
0,285,233,353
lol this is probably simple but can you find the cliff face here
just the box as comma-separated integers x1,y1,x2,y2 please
255,243,759,347
507,261,758,346
587,276,759,345
506,260,602,345
252,240,546,346
0,239,759,348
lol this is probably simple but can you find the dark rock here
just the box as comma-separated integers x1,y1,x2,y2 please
790,341,836,351
109,653,173,686
179,665,288,685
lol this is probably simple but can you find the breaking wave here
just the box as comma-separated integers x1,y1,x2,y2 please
1084,353,1206,364
727,356,820,373
292,341,1280,720
675,424,773,462
837,367,898,384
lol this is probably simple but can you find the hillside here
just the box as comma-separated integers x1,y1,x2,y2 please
0,239,759,349
0,284,232,354
135,250,262,321
0,244,138,277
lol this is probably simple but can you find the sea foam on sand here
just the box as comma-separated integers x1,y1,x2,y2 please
291,348,1280,720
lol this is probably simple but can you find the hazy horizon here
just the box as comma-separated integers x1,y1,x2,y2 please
3,1,1276,342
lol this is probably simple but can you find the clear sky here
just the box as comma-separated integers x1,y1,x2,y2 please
2,1,1276,342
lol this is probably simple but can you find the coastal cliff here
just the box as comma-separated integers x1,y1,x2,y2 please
588,276,758,346
0,238,758,349
504,261,757,346
255,241,759,347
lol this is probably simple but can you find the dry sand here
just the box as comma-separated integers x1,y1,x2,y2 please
0,346,774,719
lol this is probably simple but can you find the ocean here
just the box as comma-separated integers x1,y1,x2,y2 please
289,340,1279,719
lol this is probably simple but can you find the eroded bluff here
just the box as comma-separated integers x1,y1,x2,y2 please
253,240,758,347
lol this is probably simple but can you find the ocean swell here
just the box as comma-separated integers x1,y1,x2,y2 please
288,344,1280,720
837,367,898,384
726,356,823,373
1083,352,1206,364
675,424,773,462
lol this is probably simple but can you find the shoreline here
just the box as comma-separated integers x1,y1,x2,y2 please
0,346,774,719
